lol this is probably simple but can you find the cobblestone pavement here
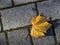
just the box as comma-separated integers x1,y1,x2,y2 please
0,0,60,45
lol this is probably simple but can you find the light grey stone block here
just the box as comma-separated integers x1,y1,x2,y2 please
0,33,7,45
1,4,36,30
0,0,12,8
8,29,31,45
54,21,60,43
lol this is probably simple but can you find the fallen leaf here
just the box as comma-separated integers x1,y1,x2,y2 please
30,15,52,38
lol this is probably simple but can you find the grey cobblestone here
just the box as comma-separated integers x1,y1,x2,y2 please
0,33,7,45
37,0,60,20
8,29,31,45
32,36,55,45
54,21,60,43
37,0,53,17
1,4,36,30
52,0,60,20
0,0,12,8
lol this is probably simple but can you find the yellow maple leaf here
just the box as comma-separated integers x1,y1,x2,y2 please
33,21,52,33
31,15,49,25
30,15,52,38
30,26,45,38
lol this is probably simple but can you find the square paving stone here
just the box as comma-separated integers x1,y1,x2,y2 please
13,0,44,5
0,33,7,45
37,0,53,17
0,0,12,8
54,21,60,43
8,29,31,45
31,26,55,45
1,4,36,30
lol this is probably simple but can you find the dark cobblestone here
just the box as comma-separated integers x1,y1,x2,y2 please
8,29,31,45
0,33,7,45
0,0,12,8
1,4,36,30
54,21,60,43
